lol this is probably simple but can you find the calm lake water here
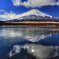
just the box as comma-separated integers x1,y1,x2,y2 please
0,25,59,59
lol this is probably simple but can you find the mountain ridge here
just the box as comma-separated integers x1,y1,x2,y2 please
16,9,53,19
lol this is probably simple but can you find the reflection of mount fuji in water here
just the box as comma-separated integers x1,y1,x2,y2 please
0,9,59,25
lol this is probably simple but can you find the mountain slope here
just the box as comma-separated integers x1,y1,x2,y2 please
6,9,56,22
16,9,52,19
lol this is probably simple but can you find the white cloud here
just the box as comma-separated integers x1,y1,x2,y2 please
56,0,59,5
0,10,18,21
12,0,56,7
12,0,22,6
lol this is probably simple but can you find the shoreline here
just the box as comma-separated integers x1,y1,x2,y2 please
0,21,59,25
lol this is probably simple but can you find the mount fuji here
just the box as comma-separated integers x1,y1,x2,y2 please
16,9,52,18
1,9,57,22
6,9,54,22
15,9,53,20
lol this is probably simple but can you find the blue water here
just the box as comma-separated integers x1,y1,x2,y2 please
0,25,59,59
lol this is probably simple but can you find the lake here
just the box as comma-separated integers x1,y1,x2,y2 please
0,25,59,59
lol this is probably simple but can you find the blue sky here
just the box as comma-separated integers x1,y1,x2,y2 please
0,0,30,14
0,0,59,18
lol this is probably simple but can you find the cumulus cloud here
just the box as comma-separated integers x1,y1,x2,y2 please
12,0,57,7
0,10,18,21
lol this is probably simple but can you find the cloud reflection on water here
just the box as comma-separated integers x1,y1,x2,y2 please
0,27,56,42
0,26,59,59
9,44,59,59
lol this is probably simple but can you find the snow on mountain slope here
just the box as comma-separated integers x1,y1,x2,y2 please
16,9,52,19
0,9,52,21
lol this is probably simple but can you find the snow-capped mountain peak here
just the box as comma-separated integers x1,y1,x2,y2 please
25,9,47,16
25,9,41,16
28,9,52,17
0,9,53,21
17,9,52,19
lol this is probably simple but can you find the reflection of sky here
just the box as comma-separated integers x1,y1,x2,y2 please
9,44,59,58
